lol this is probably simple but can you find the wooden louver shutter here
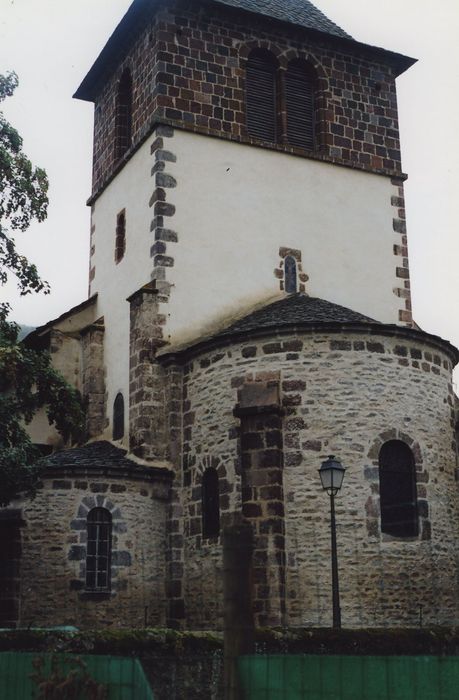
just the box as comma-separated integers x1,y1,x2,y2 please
286,63,315,150
246,53,277,142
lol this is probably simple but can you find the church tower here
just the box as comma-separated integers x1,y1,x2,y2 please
74,0,417,450
10,0,459,632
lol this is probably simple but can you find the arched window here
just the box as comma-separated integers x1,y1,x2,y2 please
113,393,124,441
246,50,278,142
86,508,112,590
115,210,126,264
285,60,316,150
114,69,132,160
202,468,220,538
379,440,418,537
284,255,298,294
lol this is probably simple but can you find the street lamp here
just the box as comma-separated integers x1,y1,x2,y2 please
319,455,346,629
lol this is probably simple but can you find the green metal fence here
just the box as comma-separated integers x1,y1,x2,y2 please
0,652,153,700
238,654,459,700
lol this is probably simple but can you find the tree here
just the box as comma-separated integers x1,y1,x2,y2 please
0,72,49,295
0,72,85,507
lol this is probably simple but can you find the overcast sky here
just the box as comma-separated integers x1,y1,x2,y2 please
1,0,458,379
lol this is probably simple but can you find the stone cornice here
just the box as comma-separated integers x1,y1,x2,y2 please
158,321,459,367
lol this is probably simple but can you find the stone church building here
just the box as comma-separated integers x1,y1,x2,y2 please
2,0,459,631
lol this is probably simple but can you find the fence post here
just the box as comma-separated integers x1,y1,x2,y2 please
223,522,254,700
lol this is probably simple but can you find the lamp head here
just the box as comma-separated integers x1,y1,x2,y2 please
319,455,346,496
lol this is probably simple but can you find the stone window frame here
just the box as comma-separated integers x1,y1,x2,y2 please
274,247,308,293
69,496,130,600
365,430,430,542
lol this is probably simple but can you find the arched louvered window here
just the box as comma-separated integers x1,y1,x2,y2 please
379,440,418,537
86,508,112,590
284,255,298,294
202,468,220,538
114,69,132,160
285,60,316,150
246,50,278,142
113,393,124,441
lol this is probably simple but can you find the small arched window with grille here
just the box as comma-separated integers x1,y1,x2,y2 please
202,468,220,538
379,440,418,538
113,393,124,441
86,508,112,591
246,49,278,143
284,255,298,294
114,69,132,161
285,60,316,150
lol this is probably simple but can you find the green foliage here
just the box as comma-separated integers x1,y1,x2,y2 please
0,71,49,294
0,72,85,506
0,305,85,506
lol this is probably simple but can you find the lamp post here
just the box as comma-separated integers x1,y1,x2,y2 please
319,455,346,629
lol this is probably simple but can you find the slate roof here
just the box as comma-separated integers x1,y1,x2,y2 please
215,293,378,338
43,441,172,479
213,0,352,39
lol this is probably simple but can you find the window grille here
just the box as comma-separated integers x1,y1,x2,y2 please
113,393,124,440
284,255,298,294
285,60,315,150
202,468,220,538
114,69,132,161
86,508,112,590
246,50,278,142
379,440,418,537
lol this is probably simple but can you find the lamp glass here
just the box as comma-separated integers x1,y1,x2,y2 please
319,455,345,494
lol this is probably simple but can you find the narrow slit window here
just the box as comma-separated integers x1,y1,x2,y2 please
114,69,132,161
285,60,316,150
115,210,126,264
379,440,418,538
284,255,298,294
202,468,220,538
86,508,112,591
113,392,124,440
246,50,278,142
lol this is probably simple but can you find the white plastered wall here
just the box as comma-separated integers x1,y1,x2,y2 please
91,143,156,440
163,130,401,347
89,129,403,433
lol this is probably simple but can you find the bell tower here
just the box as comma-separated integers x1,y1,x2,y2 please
74,0,416,443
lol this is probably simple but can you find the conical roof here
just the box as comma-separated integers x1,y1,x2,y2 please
215,293,378,339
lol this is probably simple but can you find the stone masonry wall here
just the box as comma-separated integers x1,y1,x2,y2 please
89,0,404,196
235,381,287,627
128,284,168,460
81,321,106,439
166,328,459,629
17,474,169,629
